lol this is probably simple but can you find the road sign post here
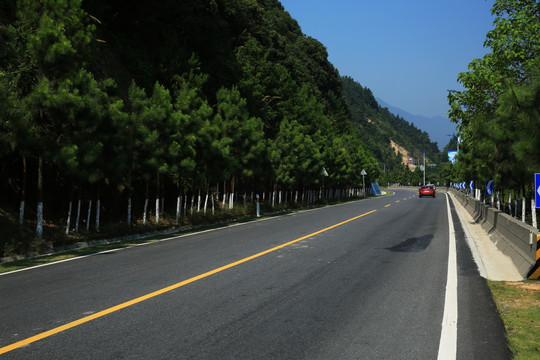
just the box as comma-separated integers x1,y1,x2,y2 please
256,194,260,217
361,169,367,197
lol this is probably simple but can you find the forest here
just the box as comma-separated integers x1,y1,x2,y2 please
0,0,444,256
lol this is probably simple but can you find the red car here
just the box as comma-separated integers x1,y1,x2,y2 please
419,185,436,198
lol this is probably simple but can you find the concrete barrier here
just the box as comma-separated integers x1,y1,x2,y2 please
451,190,538,277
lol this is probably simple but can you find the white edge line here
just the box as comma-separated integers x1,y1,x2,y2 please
448,194,488,278
437,193,458,360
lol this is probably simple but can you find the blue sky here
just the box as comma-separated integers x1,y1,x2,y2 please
279,0,495,118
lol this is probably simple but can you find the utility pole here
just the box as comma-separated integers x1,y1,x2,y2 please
361,169,367,197
423,152,426,186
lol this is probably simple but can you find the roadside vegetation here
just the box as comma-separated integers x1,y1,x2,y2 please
0,0,441,257
488,281,540,359
448,0,540,204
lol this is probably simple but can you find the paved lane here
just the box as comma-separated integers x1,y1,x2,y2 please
0,189,510,359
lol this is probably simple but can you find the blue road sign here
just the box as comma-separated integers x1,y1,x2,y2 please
486,180,494,196
535,174,540,208
469,180,474,192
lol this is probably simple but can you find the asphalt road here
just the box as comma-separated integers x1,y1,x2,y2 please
0,189,511,359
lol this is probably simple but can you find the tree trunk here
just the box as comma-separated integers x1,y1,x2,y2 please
36,156,44,240
176,193,182,222
222,180,227,213
229,176,236,210
143,181,149,225
127,171,132,227
204,183,209,213
75,192,82,233
197,187,201,212
127,197,132,227
161,181,165,214
65,185,74,235
86,199,92,232
522,197,526,223
155,170,160,224
95,183,101,233
19,156,27,225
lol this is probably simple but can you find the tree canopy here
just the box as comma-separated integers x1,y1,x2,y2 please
1,0,399,247
447,0,540,194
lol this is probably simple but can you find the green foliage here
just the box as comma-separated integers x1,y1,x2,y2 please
0,0,430,250
448,0,540,194
341,75,440,183
270,118,322,188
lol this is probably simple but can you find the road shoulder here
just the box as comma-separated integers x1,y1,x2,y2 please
448,191,523,281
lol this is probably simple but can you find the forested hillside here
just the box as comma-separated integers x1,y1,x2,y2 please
341,76,442,176
0,0,389,252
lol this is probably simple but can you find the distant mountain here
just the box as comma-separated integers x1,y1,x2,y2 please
376,98,456,150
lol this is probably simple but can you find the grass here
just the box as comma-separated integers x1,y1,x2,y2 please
488,280,540,359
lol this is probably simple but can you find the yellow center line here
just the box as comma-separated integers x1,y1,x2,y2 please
0,209,377,354
395,200,400,203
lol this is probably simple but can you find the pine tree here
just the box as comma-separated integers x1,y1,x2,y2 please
6,0,97,239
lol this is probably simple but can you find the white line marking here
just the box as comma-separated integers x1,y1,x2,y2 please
437,193,458,359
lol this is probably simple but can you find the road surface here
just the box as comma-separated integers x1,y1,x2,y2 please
0,189,511,359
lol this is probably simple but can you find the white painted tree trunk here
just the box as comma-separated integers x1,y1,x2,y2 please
211,194,215,215
532,199,537,228
229,193,234,210
65,201,72,235
176,196,181,222
86,200,92,232
190,195,194,215
204,194,208,213
19,200,25,225
222,193,226,213
155,197,160,224
75,199,81,233
197,193,201,212
522,197,526,223
143,198,148,224
36,202,43,239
